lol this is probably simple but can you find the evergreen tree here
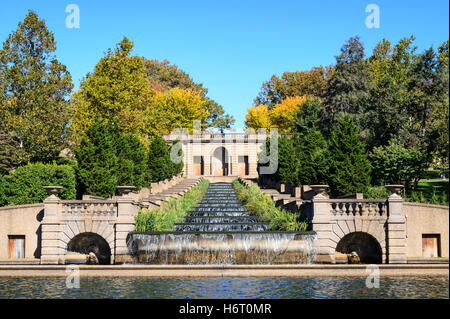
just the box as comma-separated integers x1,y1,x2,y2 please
326,115,371,197
0,11,73,162
321,36,372,137
294,128,328,185
291,99,322,135
75,118,118,198
116,133,149,189
273,137,299,186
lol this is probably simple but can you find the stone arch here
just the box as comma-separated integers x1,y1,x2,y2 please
335,231,383,264
211,146,231,176
60,220,115,263
66,232,112,264
330,219,386,263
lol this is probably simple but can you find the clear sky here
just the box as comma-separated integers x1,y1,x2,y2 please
1,0,448,128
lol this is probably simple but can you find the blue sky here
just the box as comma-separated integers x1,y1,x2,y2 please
1,0,448,128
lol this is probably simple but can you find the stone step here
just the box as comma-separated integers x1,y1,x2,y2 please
173,222,271,231
184,216,261,223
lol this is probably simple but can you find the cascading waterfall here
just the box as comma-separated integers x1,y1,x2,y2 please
128,182,317,264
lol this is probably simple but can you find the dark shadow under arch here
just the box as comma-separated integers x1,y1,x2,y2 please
67,232,111,264
336,232,382,264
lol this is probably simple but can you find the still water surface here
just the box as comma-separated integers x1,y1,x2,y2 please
0,276,448,299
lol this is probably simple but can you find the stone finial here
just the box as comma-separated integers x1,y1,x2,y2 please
116,186,136,196
385,184,404,196
310,185,329,195
43,186,63,196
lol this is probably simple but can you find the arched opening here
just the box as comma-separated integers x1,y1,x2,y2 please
212,147,229,176
335,232,382,264
67,232,111,264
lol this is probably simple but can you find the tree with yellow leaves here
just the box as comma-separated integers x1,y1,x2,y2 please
244,105,271,132
269,96,309,132
70,37,153,146
146,87,209,133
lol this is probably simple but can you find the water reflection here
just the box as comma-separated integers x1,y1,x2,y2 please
0,276,448,299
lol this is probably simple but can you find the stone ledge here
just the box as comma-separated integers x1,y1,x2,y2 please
0,264,447,277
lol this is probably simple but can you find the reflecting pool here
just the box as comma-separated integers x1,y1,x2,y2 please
0,276,447,299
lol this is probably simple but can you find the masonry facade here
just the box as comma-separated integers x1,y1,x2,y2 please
162,133,267,178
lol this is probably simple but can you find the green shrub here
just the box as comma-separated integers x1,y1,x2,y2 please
135,179,209,232
3,162,76,205
232,180,308,231
363,186,392,199
369,140,427,186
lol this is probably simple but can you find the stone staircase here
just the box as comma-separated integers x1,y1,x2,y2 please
173,183,270,232
141,177,201,208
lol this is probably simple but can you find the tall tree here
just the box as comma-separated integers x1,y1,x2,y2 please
269,96,308,132
363,37,416,149
0,132,25,175
254,66,330,110
0,11,73,162
144,59,234,130
146,87,209,133
244,105,271,132
407,45,449,166
70,37,153,146
321,36,372,137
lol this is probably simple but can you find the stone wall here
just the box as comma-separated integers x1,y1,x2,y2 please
403,202,449,258
0,203,44,259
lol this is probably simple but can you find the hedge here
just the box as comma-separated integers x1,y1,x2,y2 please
1,162,76,206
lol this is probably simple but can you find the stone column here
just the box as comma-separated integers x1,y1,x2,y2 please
311,193,335,263
386,193,407,263
41,192,62,264
114,191,138,264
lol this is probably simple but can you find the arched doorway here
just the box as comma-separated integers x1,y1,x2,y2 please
335,232,382,264
67,232,112,264
212,147,230,176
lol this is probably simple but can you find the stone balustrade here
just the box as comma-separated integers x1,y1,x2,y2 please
329,199,387,217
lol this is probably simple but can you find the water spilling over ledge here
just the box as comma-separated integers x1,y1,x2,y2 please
127,183,317,264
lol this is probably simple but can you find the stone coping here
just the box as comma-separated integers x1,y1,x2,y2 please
327,198,387,203
129,231,316,235
0,264,447,277
403,201,449,209
0,203,44,211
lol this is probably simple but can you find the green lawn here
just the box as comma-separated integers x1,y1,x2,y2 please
404,179,449,206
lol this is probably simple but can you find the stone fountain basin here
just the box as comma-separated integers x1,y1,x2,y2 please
127,231,317,264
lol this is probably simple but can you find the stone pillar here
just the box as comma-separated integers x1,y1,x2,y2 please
114,194,138,264
311,193,335,263
387,193,407,263
41,194,62,264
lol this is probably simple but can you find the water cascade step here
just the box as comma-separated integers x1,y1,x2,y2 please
128,182,316,264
